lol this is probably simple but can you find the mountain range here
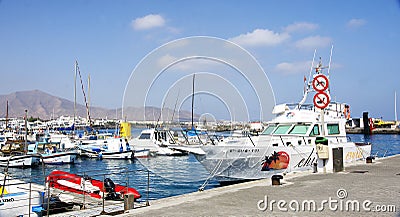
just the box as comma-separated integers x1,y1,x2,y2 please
0,90,197,121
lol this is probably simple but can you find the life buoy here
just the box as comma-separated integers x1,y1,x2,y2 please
369,118,375,131
343,105,351,120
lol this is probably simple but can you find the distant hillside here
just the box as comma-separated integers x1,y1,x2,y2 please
0,90,197,121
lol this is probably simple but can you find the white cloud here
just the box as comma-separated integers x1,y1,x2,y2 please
132,14,166,30
229,29,290,47
274,61,311,75
295,36,332,49
346,18,367,28
157,54,177,67
285,22,318,33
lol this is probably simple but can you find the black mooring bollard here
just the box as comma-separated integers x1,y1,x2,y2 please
271,175,283,185
313,162,318,173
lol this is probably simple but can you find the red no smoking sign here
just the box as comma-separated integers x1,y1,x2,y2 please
313,91,331,109
312,74,329,92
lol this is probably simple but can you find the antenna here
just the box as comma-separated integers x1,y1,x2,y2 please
327,45,334,77
298,50,316,107
307,49,317,87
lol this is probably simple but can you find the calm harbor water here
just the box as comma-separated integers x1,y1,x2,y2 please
4,132,400,202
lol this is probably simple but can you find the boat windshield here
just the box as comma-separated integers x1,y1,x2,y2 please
272,125,292,135
309,124,320,136
139,133,151,139
262,124,277,135
289,124,311,135
327,123,340,135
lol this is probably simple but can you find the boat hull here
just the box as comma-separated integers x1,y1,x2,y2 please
41,152,78,164
0,154,41,168
0,174,43,216
80,148,134,159
133,149,151,158
195,142,371,182
46,170,141,200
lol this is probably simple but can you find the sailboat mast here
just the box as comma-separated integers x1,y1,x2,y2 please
73,61,77,135
24,109,28,153
395,91,398,123
76,63,92,128
191,74,195,130
88,73,91,118
5,100,8,130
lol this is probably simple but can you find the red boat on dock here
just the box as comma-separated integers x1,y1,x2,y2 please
46,170,141,200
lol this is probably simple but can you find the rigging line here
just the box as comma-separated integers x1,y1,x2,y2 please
199,157,224,191
289,144,310,159
248,136,274,168
76,62,92,128
307,49,317,91
171,90,180,123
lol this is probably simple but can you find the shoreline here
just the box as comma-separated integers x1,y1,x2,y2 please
346,127,400,134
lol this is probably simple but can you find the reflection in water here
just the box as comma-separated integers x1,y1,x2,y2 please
348,134,400,157
4,154,218,201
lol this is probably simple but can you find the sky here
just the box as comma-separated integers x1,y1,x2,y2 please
0,0,399,121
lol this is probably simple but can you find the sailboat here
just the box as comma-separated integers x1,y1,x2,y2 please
0,109,41,168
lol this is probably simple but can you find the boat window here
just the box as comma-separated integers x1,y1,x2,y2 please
309,125,320,136
139,133,151,139
289,124,310,135
327,124,340,135
272,125,292,135
262,124,276,135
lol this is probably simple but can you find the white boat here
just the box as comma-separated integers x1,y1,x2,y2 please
27,136,78,165
190,54,372,183
0,153,41,168
0,174,44,216
130,128,187,156
78,137,136,159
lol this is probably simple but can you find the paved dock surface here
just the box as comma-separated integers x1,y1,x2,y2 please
55,156,399,216
114,155,400,217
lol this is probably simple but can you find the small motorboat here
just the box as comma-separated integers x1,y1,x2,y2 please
133,148,151,158
46,170,141,200
0,174,44,216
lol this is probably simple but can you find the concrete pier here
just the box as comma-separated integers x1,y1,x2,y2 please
116,155,400,217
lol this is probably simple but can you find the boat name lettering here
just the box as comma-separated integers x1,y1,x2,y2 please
294,148,317,168
1,198,14,203
229,149,260,153
345,150,363,161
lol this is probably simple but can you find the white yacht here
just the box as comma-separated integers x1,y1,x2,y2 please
191,57,372,183
130,128,186,156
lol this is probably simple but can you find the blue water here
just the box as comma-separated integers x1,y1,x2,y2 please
4,132,399,202
348,134,400,157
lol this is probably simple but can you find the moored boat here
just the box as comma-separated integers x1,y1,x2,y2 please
191,53,372,183
46,170,141,200
0,152,41,168
78,137,136,159
0,173,44,216
130,128,187,156
27,136,78,165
